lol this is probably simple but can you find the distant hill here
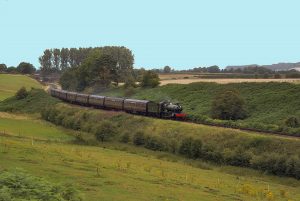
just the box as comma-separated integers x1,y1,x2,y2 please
226,62,300,71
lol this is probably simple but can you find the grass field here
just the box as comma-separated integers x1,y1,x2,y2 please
0,112,73,141
0,74,42,100
1,118,300,201
159,78,300,85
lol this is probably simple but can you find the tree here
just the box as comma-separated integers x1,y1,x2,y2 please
39,49,53,75
207,65,220,73
140,70,160,88
17,62,36,74
163,66,171,73
211,90,248,120
53,48,61,71
0,63,7,72
6,66,17,73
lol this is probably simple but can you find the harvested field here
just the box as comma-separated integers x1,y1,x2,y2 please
160,78,300,85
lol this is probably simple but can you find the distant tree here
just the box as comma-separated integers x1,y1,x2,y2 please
211,90,248,120
15,87,28,100
140,70,160,88
274,73,281,79
52,48,61,71
0,63,7,72
39,49,53,75
60,48,69,71
6,66,17,73
163,66,171,73
207,65,220,73
17,62,36,74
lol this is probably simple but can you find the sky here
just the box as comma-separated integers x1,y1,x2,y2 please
0,0,300,70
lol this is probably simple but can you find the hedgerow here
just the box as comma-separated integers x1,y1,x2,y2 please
41,104,300,179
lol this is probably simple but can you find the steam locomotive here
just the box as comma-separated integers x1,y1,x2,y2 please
49,88,186,119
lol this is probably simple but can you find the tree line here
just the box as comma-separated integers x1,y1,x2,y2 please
0,62,36,74
39,46,134,75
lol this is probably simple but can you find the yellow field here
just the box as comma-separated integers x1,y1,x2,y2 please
159,78,300,85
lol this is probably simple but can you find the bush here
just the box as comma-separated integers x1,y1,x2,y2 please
179,137,202,159
0,169,82,201
285,116,300,128
94,121,117,142
144,135,167,151
120,132,130,143
211,90,248,120
133,131,145,145
140,70,160,88
15,87,28,100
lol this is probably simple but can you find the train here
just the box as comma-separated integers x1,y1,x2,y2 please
49,88,187,119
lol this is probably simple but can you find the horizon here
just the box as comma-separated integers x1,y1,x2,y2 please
1,0,300,69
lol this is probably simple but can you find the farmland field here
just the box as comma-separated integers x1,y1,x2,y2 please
159,78,300,85
0,74,42,100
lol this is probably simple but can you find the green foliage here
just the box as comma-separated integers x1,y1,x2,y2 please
0,64,7,72
140,70,160,88
60,50,127,91
129,82,300,135
94,121,117,142
211,90,248,120
15,87,28,100
133,131,146,146
16,62,36,74
0,169,82,201
0,89,59,113
285,116,300,128
179,137,202,158
163,66,171,73
39,103,300,179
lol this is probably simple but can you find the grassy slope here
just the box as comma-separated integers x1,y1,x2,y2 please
0,112,73,141
1,120,300,201
0,74,42,100
100,82,300,134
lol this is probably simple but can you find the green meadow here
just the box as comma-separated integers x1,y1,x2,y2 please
0,74,42,100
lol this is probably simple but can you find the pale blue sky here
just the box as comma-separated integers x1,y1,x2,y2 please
1,0,299,69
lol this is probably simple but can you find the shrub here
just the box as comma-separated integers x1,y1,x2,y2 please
120,132,130,143
285,116,300,128
211,90,248,120
133,131,145,145
15,87,28,100
144,135,167,151
179,137,202,158
140,70,160,88
94,121,117,142
0,169,82,201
